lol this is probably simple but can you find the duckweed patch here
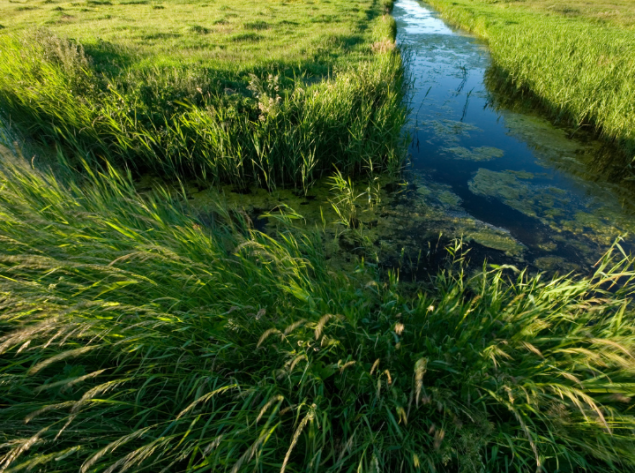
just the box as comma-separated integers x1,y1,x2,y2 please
3,153,635,473
2,5,635,472
467,228,525,256
169,171,526,269
502,113,590,168
468,168,634,250
533,255,581,273
469,169,544,216
429,119,481,144
443,145,504,161
396,0,635,272
427,0,635,163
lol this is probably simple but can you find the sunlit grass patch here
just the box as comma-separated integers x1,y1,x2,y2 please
0,29,405,188
0,0,405,189
0,0,396,79
0,152,635,472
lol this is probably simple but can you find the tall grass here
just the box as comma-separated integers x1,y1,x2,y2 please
0,12,406,190
427,0,635,162
1,148,635,471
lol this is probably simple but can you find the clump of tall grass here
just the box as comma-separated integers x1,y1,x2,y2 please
1,151,635,472
427,0,635,162
0,26,407,190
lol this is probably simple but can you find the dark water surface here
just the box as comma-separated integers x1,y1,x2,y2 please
123,0,635,277
395,0,635,272
2,0,632,280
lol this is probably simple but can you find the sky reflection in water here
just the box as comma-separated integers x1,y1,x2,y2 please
396,0,635,272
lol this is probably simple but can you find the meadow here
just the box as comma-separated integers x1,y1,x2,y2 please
0,0,405,188
2,0,635,471
427,0,635,164
0,0,393,69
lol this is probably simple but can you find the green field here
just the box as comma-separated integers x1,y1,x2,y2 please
474,0,635,29
0,0,392,71
464,0,635,28
2,0,635,471
427,0,635,163
0,0,404,188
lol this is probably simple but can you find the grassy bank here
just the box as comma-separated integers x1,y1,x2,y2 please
2,141,635,471
0,0,405,189
3,0,635,471
426,0,635,163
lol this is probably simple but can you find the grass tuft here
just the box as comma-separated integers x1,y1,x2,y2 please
0,0,407,189
0,146,635,472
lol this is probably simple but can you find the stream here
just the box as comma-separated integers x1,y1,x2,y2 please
160,0,635,278
391,0,635,273
2,0,633,282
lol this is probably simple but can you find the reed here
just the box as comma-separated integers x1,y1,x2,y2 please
0,0,405,190
2,1,635,470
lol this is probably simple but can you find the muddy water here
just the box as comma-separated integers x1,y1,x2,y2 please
394,0,635,273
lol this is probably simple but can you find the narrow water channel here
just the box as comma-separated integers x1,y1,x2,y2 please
144,0,635,278
395,0,635,273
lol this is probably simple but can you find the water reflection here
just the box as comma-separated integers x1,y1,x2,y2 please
398,0,454,36
397,0,635,271
137,0,635,279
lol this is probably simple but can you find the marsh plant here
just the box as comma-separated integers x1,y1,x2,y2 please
328,170,365,228
0,10,406,191
2,0,635,470
0,153,635,472
327,171,383,229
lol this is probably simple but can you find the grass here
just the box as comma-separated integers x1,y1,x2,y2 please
0,0,405,189
426,0,635,164
1,136,635,472
0,0,389,71
469,0,635,29
2,0,635,470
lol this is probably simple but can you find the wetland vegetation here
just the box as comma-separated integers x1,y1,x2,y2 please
2,0,635,472
0,0,405,187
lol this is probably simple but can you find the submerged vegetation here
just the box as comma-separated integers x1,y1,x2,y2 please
427,0,635,163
